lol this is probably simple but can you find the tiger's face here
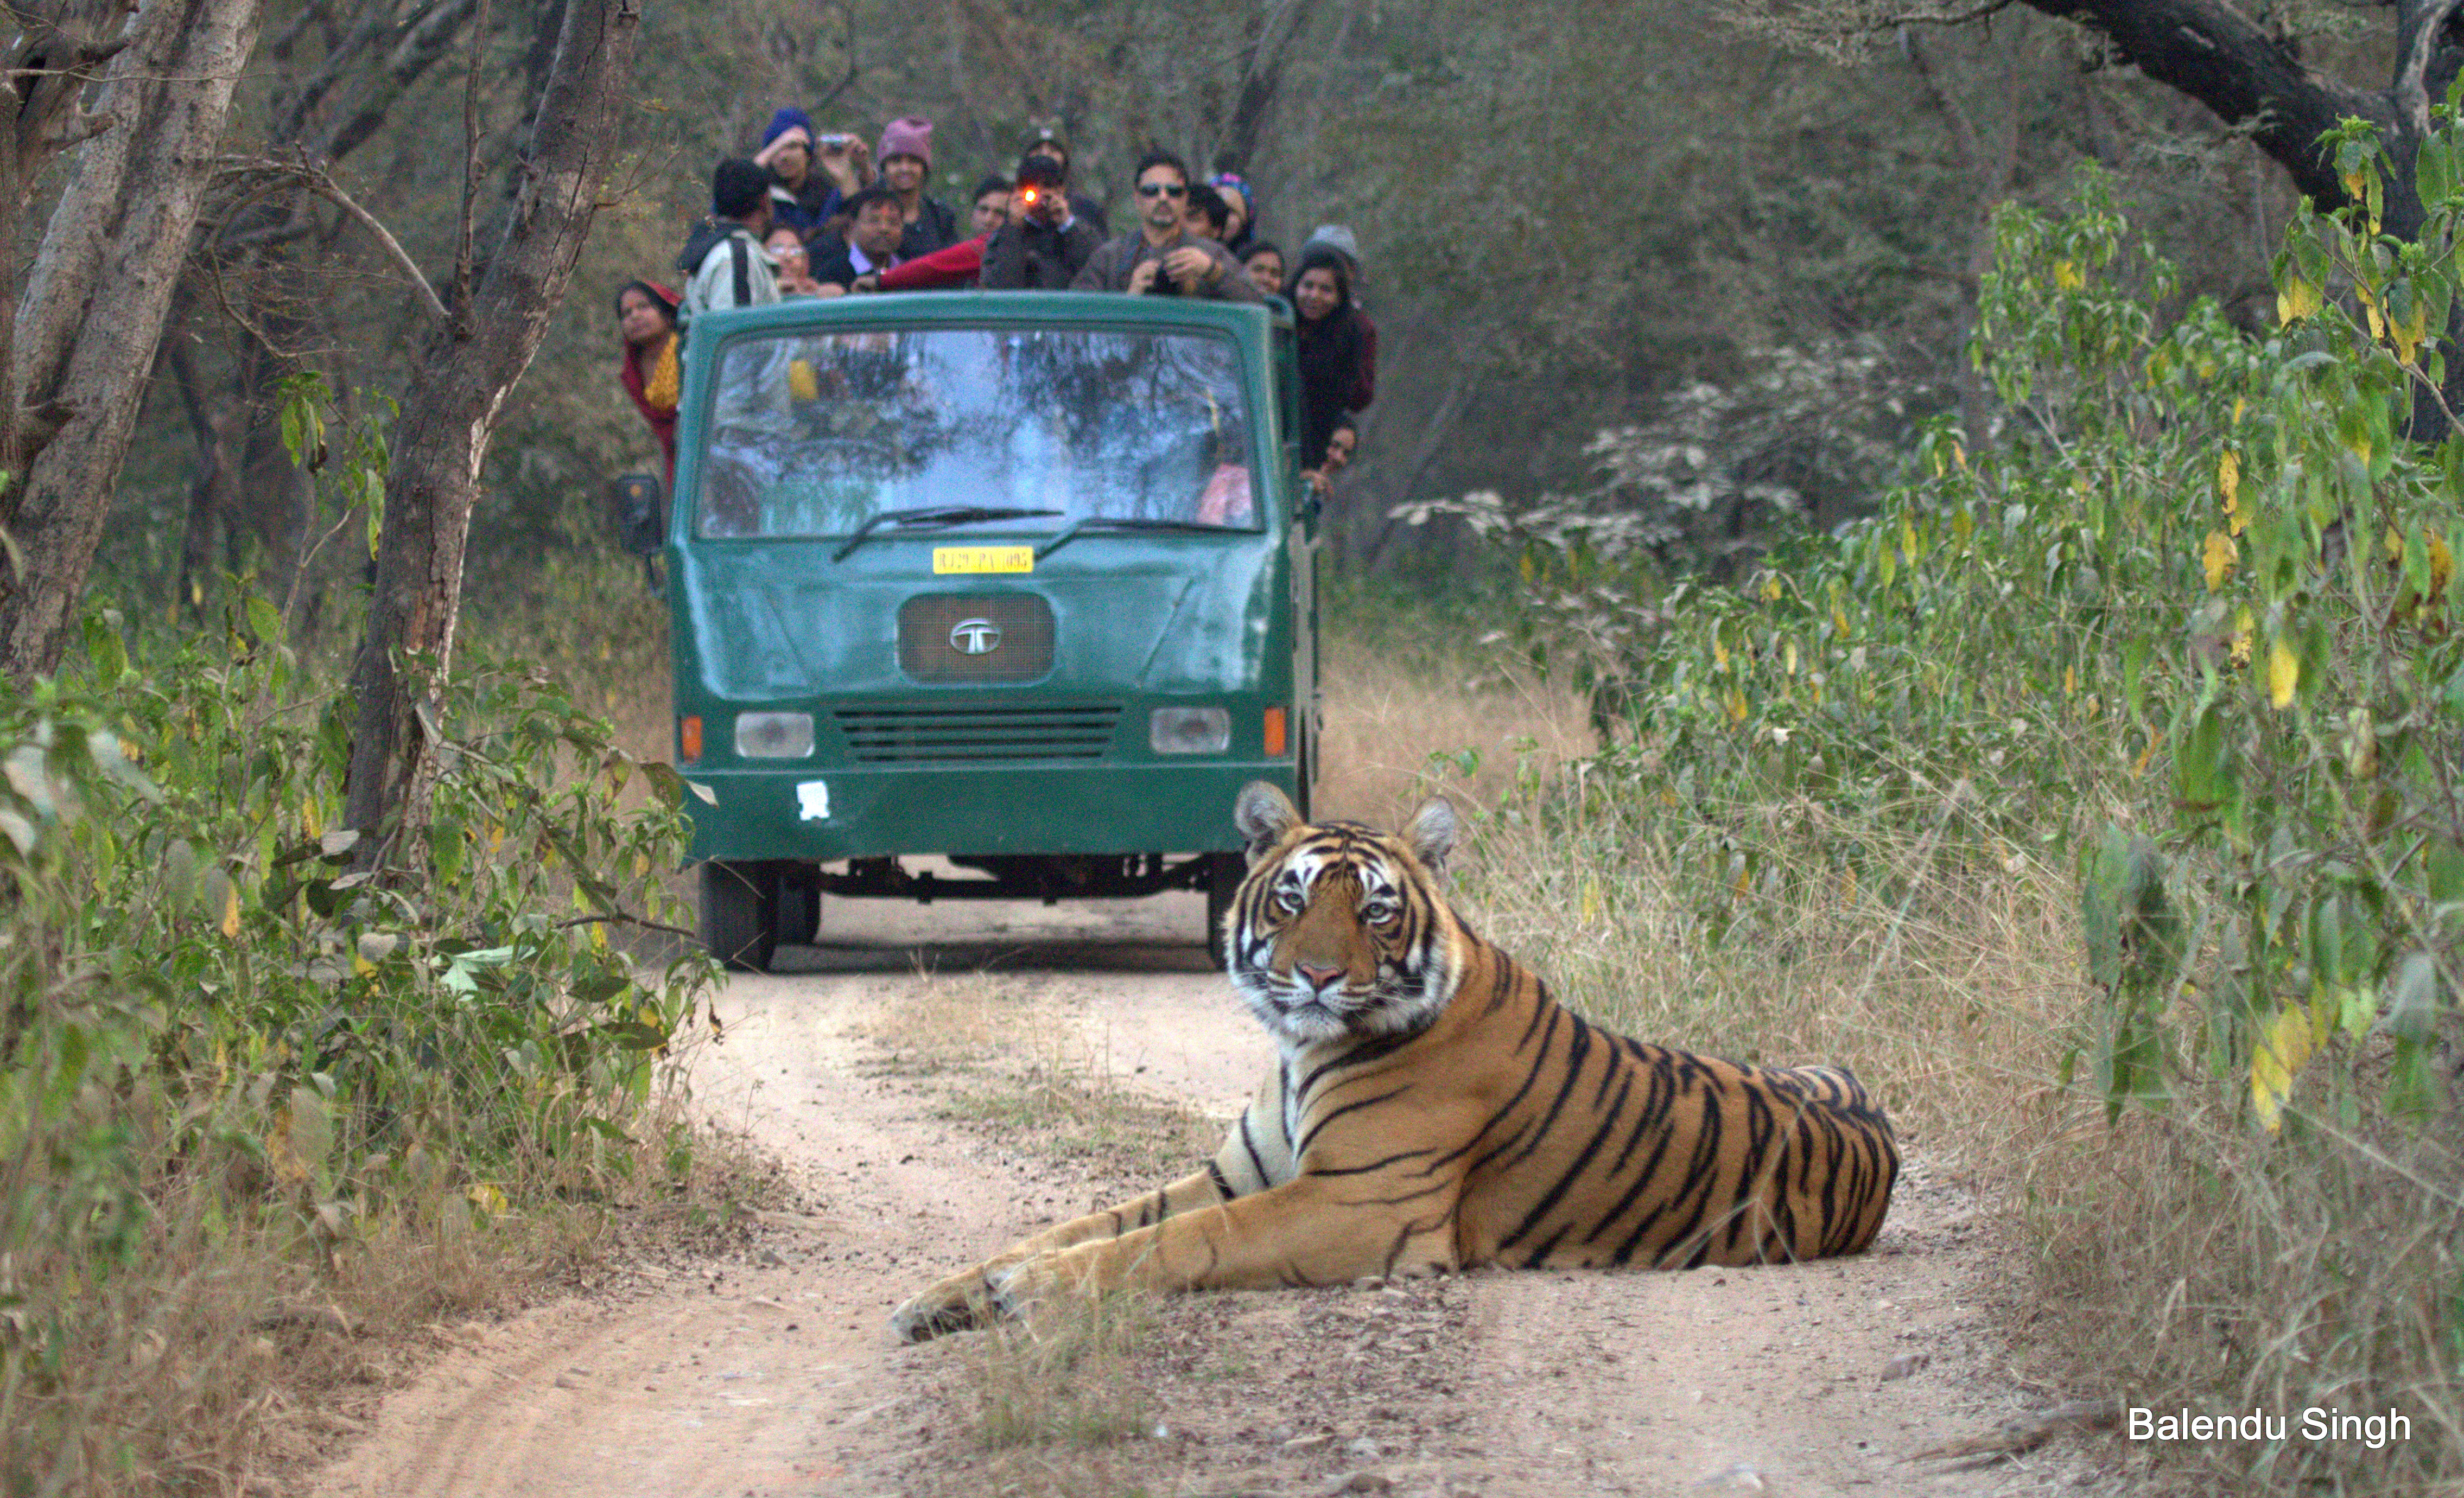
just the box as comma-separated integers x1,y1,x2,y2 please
1224,782,1465,1046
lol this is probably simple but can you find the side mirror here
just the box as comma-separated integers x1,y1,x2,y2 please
609,473,663,557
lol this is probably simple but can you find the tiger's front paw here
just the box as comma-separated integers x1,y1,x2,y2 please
888,1266,1021,1344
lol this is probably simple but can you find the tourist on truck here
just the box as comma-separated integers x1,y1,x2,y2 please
1071,150,1261,302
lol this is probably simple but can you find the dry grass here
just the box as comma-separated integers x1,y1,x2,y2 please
963,1287,1163,1451
1317,596,2464,1494
1313,588,1594,827
858,973,1222,1193
1452,797,2084,1157
0,1065,782,1497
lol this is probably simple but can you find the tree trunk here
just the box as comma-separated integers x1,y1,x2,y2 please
340,0,637,858
0,0,265,679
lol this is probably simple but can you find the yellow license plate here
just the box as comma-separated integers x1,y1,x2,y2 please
932,545,1034,575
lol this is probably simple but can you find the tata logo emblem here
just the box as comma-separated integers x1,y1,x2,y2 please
949,618,1002,655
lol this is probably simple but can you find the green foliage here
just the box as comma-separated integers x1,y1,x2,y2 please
0,575,713,1491
1461,137,2464,1134
1445,115,2464,1493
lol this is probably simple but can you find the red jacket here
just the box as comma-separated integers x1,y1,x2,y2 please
877,235,988,291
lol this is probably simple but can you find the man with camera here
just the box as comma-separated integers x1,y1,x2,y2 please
1071,150,1261,302
981,156,1103,290
814,187,909,292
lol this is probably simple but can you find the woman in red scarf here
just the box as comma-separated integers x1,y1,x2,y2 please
615,280,682,486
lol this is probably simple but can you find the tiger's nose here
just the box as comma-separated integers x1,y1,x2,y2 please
1297,962,1343,988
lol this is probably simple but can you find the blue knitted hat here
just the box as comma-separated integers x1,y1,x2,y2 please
762,107,815,149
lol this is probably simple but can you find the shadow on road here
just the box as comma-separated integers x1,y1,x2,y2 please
762,887,1217,977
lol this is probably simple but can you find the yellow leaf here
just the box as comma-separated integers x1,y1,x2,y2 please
466,1183,509,1217
2053,260,2083,290
2276,278,2321,325
1784,641,1799,675
2362,291,2384,341
1712,635,1729,670
1840,865,1856,902
1831,604,1850,636
220,879,241,938
2232,396,2246,425
2231,605,2254,667
2202,529,2238,591
2268,639,2300,708
2251,1002,2320,1134
1579,878,1601,923
2217,452,2239,532
2431,533,2454,594
488,821,506,853
1726,686,1749,724
2063,665,2076,697
634,851,651,878
1761,574,1782,602
788,358,820,403
2396,296,2429,363
302,797,322,840
589,921,607,952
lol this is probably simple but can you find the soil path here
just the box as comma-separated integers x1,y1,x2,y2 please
309,891,2098,1498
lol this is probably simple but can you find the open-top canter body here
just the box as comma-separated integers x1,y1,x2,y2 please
665,292,1318,968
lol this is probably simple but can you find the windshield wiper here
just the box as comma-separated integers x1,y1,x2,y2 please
831,506,1063,562
1034,516,1231,561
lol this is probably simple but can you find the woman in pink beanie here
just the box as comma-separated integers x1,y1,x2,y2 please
874,115,958,258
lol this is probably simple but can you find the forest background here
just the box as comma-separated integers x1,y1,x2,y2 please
85,0,2326,611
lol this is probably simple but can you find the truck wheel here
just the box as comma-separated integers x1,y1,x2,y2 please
1204,852,1247,971
777,865,822,947
699,859,778,972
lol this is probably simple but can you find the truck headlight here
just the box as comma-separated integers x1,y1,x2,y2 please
735,711,815,758
1150,706,1230,755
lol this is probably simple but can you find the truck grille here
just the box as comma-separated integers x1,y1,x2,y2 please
833,704,1122,763
899,594,1055,683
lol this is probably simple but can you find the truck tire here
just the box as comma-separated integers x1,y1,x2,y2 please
1204,852,1247,970
699,859,778,972
777,864,822,947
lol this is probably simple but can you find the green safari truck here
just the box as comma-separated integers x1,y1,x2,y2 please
665,291,1319,971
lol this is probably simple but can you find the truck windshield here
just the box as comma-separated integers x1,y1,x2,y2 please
695,325,1261,540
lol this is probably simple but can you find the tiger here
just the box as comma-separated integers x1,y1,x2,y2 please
888,780,1899,1342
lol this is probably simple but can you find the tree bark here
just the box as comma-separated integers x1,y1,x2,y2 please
340,0,637,858
0,0,265,679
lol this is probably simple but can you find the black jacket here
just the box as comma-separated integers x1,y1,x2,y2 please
980,218,1106,289
896,196,961,260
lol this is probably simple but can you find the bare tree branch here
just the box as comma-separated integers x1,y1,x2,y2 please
212,157,452,324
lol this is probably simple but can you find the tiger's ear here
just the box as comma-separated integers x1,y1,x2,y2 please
1234,780,1303,860
1402,796,1459,876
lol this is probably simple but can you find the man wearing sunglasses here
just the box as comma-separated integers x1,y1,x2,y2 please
1071,149,1261,301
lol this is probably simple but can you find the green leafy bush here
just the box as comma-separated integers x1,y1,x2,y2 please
1437,117,2464,1493
0,584,713,1493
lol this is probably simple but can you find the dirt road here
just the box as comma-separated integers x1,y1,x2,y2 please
309,890,2107,1498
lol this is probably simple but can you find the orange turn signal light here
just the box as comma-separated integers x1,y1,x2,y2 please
1263,706,1287,758
679,715,703,762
